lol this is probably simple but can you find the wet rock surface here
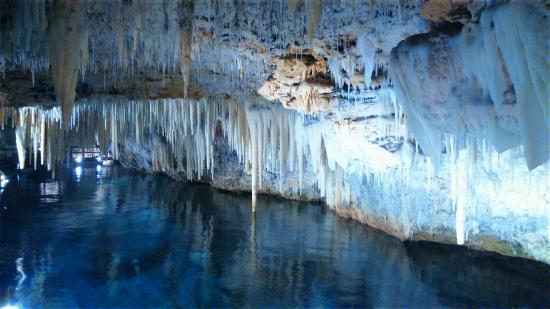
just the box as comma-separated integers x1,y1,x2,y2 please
0,0,548,264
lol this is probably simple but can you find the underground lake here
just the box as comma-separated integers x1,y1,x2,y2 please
0,165,548,307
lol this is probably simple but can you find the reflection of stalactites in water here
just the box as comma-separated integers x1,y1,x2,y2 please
39,180,61,204
47,0,88,126
201,216,214,270
15,257,26,301
28,245,53,307
107,252,121,299
132,258,140,277
247,213,257,274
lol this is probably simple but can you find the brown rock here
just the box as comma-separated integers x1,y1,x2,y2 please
258,54,338,113
421,0,472,23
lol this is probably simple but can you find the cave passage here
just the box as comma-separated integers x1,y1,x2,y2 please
0,0,549,307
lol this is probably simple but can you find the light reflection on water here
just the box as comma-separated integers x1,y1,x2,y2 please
39,181,60,204
0,166,547,308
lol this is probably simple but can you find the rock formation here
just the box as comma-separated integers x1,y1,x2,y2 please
0,0,548,264
258,53,337,113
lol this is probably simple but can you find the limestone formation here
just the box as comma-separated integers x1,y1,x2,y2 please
47,0,88,126
421,0,473,23
258,54,337,113
0,0,548,265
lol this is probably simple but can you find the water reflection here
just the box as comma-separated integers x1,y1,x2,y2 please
0,175,8,189
39,181,60,204
75,166,82,180
0,167,547,307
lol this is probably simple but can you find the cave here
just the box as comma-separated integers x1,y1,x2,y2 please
0,0,548,307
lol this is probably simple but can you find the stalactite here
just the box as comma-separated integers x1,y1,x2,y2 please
47,0,88,126
179,0,195,98
15,126,26,170
390,1,549,172
4,92,548,253
305,0,321,43
5,97,351,207
287,0,299,12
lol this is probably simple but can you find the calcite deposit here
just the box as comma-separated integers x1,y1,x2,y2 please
0,0,548,264
258,54,337,113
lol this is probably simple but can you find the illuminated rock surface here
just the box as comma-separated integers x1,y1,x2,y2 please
0,0,548,265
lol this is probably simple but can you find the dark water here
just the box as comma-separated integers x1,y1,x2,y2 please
0,166,548,308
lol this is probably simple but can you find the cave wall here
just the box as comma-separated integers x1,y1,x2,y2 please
6,90,549,264
0,0,548,263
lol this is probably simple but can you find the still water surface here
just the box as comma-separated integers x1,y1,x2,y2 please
0,166,548,307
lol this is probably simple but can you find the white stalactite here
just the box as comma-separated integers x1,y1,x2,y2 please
3,91,549,263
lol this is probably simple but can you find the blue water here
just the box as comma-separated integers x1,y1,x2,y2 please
0,165,548,307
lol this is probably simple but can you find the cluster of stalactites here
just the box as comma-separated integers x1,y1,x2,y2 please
390,1,549,171
1,0,197,123
4,92,549,247
5,97,356,209
1,106,62,175
0,0,195,75
0,0,425,94
327,40,389,100
0,0,49,73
